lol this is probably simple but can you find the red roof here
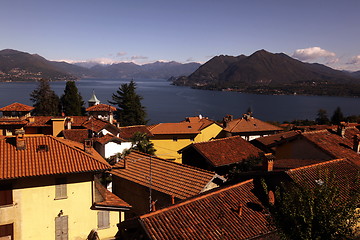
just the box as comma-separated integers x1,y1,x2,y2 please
224,116,283,133
132,180,276,240
111,151,217,199
149,122,202,135
0,102,34,112
82,117,112,132
86,104,117,112
94,179,131,209
0,135,110,180
184,136,264,167
301,128,360,166
119,125,153,139
62,129,90,143
252,130,301,147
94,134,126,145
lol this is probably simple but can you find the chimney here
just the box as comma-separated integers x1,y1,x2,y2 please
223,114,233,128
353,134,360,153
171,195,175,205
84,139,93,154
262,153,275,172
268,190,275,205
151,201,157,212
337,122,346,138
14,129,26,150
237,204,243,216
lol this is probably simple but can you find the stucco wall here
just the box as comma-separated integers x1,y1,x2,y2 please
0,174,122,240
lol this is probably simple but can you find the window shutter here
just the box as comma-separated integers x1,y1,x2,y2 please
97,211,110,229
55,178,67,199
55,215,68,240
0,186,13,206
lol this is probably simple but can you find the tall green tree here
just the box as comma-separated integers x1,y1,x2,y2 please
60,81,85,116
109,80,148,126
268,174,360,240
331,106,344,125
30,79,61,116
130,132,156,155
315,109,330,125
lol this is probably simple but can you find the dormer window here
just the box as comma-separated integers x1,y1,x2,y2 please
37,145,49,152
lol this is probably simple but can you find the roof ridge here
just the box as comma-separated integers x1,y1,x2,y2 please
193,135,242,145
301,129,329,135
287,158,346,172
139,179,254,219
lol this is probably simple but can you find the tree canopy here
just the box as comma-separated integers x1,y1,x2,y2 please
315,109,330,125
130,132,156,155
109,80,148,126
60,81,85,116
268,173,360,240
30,79,61,116
331,107,344,125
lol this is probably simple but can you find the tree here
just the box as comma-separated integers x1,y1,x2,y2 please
315,109,330,125
30,79,61,116
268,173,360,240
331,107,344,125
60,81,85,116
130,132,156,155
109,80,148,126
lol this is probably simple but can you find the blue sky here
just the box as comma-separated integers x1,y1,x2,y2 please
1,0,360,70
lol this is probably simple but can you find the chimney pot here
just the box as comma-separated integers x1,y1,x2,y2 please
337,122,346,138
237,204,243,216
14,129,26,150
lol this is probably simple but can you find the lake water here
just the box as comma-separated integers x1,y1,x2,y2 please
1,78,360,124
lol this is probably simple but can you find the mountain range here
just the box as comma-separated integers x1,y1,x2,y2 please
173,50,360,96
0,49,201,81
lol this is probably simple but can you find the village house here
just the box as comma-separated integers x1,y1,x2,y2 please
251,125,360,167
179,135,264,175
110,150,225,218
147,115,223,162
0,133,131,240
220,113,283,141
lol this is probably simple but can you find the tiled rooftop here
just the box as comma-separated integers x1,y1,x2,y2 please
286,159,360,199
0,102,34,112
0,135,110,180
149,122,203,135
132,180,276,240
86,104,117,112
224,116,283,133
184,136,264,167
94,134,126,145
94,179,131,209
252,130,301,147
62,129,90,143
82,117,113,133
119,125,153,139
111,151,217,199
301,128,360,166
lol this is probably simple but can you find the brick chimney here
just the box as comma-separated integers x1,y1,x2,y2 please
337,122,346,138
262,153,275,172
353,134,360,153
14,129,26,150
222,114,233,128
84,139,93,154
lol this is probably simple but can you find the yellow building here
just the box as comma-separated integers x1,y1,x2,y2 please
0,134,131,240
148,116,223,162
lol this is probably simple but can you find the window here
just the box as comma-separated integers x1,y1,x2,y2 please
97,211,110,229
190,137,195,141
0,185,13,206
55,178,67,200
172,137,178,142
0,223,13,240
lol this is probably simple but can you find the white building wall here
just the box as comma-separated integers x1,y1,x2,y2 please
104,141,132,159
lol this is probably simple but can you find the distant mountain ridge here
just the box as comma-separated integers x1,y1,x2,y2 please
0,49,201,81
173,50,360,96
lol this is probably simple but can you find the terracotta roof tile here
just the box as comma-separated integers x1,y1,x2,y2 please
119,125,153,139
62,129,90,143
25,116,52,127
301,128,360,166
252,130,301,147
94,179,131,209
94,134,126,145
0,135,110,180
149,122,203,135
224,116,283,133
181,116,219,130
0,102,34,112
185,136,264,167
134,180,276,240
286,159,360,199
0,118,28,126
82,117,111,132
86,104,117,112
111,151,217,199
68,116,89,127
